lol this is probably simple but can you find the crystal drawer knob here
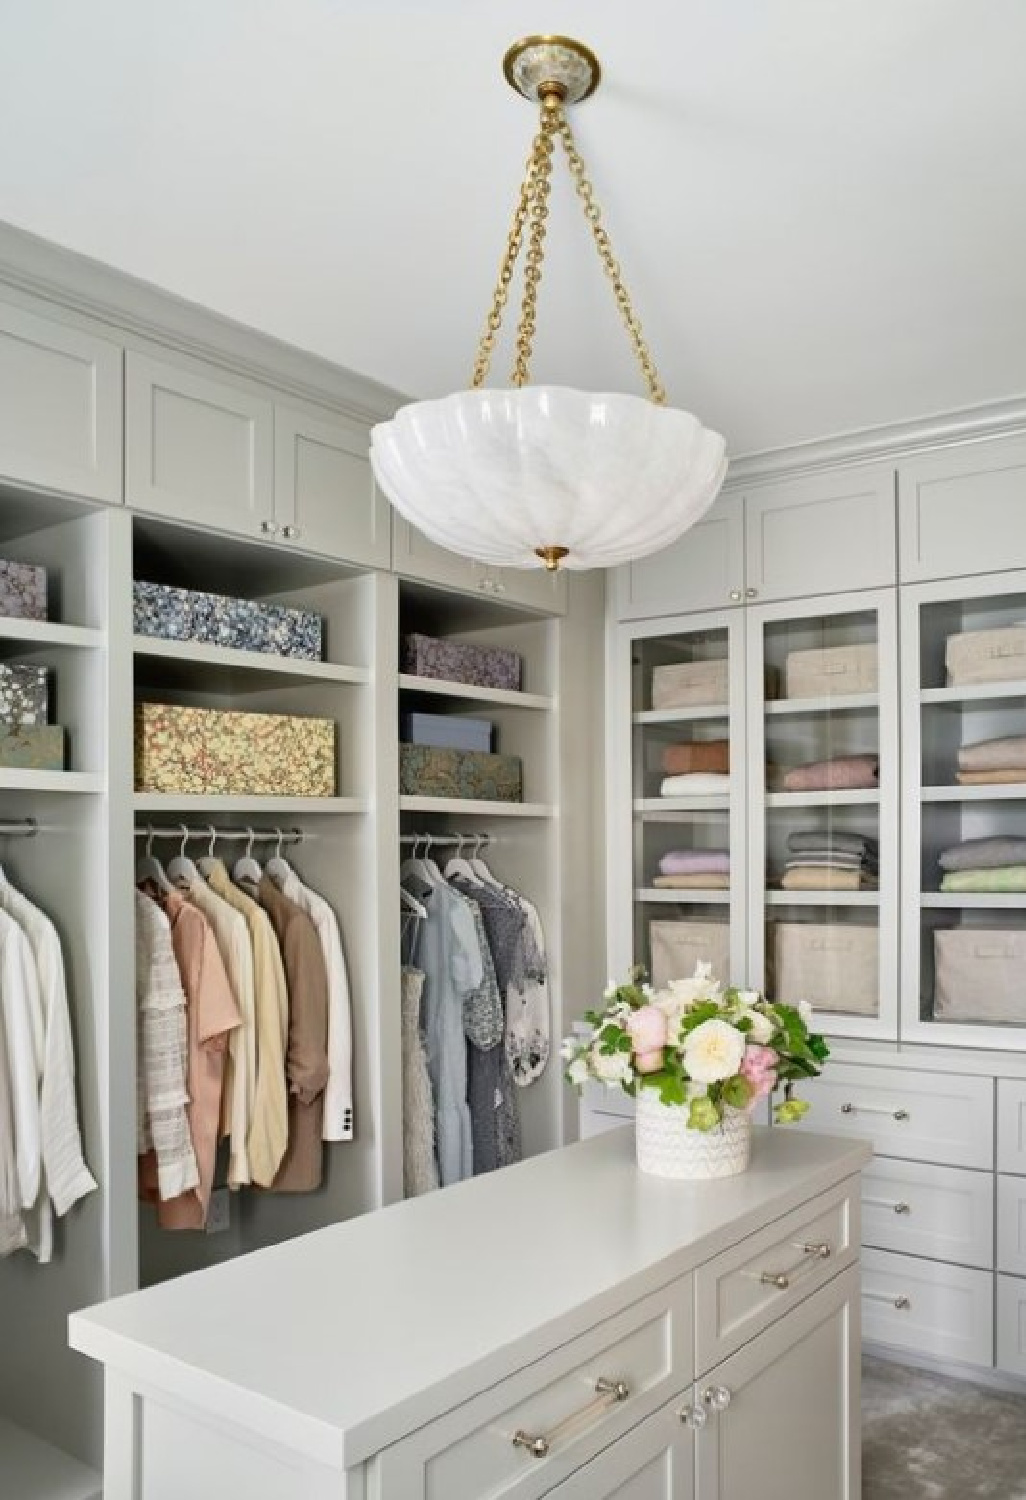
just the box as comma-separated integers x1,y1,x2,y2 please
679,1403,708,1429
703,1385,732,1412
260,519,278,536
282,524,301,540
729,588,742,601
894,1201,910,1215
745,587,757,598
894,1295,911,1310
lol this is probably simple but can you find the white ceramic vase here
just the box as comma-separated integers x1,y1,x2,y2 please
634,1088,752,1180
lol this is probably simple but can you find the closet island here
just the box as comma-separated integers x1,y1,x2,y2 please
70,1125,869,1500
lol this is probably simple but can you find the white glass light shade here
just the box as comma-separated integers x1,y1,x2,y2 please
370,386,727,570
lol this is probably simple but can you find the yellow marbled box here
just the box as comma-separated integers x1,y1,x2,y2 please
134,702,336,797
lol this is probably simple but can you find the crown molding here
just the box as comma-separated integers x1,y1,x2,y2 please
0,219,407,425
723,395,1026,490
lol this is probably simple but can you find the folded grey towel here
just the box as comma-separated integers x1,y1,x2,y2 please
785,851,877,871
938,836,1026,872
787,830,878,856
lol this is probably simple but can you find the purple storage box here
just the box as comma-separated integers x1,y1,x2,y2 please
402,712,493,753
133,581,323,661
403,633,522,692
0,559,46,621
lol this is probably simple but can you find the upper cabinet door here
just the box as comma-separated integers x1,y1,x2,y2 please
392,516,568,613
275,406,390,567
612,492,745,620
744,464,897,603
125,351,274,536
0,300,122,504
899,435,1026,583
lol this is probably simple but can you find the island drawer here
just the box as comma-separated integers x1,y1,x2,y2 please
861,1247,993,1366
998,1174,1026,1276
861,1158,994,1268
997,1274,1026,1378
800,1064,994,1168
694,1177,858,1374
998,1080,1026,1175
372,1276,693,1500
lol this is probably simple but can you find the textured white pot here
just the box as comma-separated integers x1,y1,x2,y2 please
635,1089,752,1180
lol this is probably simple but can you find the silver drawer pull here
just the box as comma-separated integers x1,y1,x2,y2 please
512,1375,631,1460
757,1240,834,1290
864,1289,911,1310
864,1195,911,1214
841,1102,909,1121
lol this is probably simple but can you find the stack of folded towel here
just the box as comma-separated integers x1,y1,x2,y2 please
652,849,730,890
956,735,1026,787
659,772,731,797
938,835,1026,892
662,740,729,775
781,753,879,793
779,829,879,890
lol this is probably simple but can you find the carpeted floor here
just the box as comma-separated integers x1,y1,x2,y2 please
863,1356,1026,1499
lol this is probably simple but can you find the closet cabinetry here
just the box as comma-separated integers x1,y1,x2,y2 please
898,434,1026,583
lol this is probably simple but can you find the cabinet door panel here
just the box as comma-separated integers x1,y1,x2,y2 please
697,1268,859,1500
275,406,389,566
126,351,273,534
542,1397,693,1500
798,1064,994,1169
899,436,1026,582
612,493,743,619
862,1158,993,1269
744,465,896,602
861,1247,993,1366
997,1274,1026,1379
998,1080,1026,1175
0,300,122,503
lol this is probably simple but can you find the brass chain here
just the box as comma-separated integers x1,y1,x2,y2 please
510,103,557,386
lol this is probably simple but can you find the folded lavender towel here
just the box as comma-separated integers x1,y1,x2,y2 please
782,754,879,792
659,849,731,876
938,836,1026,872
958,735,1026,772
787,830,878,856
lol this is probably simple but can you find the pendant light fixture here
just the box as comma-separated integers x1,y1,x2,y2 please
370,35,727,573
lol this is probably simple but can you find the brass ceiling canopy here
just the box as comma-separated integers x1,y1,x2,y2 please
503,35,601,106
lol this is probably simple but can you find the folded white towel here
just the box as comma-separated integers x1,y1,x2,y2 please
659,773,731,797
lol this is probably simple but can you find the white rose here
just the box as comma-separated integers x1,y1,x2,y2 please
567,1057,590,1086
798,999,814,1029
592,1049,633,1087
743,1008,775,1045
683,1018,746,1084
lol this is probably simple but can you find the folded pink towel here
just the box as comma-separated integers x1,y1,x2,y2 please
782,754,879,792
659,850,730,875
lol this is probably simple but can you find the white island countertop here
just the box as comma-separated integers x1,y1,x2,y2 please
69,1125,869,1470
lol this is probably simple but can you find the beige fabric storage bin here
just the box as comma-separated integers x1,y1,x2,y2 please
649,919,730,990
934,928,1026,1023
785,643,878,699
651,658,728,711
773,922,878,1016
946,627,1026,687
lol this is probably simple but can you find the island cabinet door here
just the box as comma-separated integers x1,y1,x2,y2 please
539,1396,695,1500
695,1267,859,1500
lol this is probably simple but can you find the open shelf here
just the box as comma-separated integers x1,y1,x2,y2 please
920,892,1026,909
133,793,367,815
0,769,102,794
634,887,731,905
632,705,729,726
634,796,730,813
921,680,1026,707
920,784,1026,803
134,636,369,686
399,795,553,818
0,1416,100,1500
765,789,880,808
398,673,552,711
764,889,880,907
0,618,104,651
764,692,879,716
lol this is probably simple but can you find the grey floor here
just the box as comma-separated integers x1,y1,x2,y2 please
863,1356,1026,1500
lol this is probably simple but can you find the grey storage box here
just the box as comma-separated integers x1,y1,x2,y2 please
946,626,1026,687
651,658,728,711
934,928,1026,1024
403,633,522,692
133,581,323,661
401,712,492,753
0,558,46,621
773,921,878,1016
785,643,878,699
0,664,48,725
649,919,731,991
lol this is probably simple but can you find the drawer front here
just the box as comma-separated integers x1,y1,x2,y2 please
801,1064,994,1168
862,1158,994,1269
998,1175,1026,1276
861,1247,993,1367
996,1275,1026,1379
694,1178,858,1376
374,1278,693,1500
998,1080,1026,1175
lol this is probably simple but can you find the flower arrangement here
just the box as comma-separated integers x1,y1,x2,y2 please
562,962,830,1131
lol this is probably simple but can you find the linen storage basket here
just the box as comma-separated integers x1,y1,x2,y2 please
773,921,878,1016
934,928,1026,1023
649,919,731,991
401,712,493,753
651,658,728,711
0,725,63,770
403,633,522,692
0,558,46,621
946,626,1026,687
0,664,48,725
133,581,323,661
135,703,336,796
398,744,522,802
785,643,878,699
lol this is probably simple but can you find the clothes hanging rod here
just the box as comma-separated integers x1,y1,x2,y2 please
0,817,39,837
399,833,494,848
134,824,304,844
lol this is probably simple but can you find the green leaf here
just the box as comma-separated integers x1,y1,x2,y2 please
658,1076,687,1107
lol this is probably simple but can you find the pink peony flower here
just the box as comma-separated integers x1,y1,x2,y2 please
626,1004,668,1057
739,1043,778,1103
634,1048,665,1074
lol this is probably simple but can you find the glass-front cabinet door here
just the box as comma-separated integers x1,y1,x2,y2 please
901,569,1026,1048
745,591,899,1040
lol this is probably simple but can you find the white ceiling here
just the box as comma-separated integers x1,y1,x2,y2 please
2,0,1026,455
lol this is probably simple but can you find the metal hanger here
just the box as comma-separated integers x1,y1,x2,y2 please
264,827,295,889
167,823,201,889
443,832,479,884
470,833,501,886
196,824,220,879
136,827,174,894
232,827,263,886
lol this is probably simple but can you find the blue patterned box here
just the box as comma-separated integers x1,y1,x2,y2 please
133,582,323,661
0,664,48,725
401,712,493,753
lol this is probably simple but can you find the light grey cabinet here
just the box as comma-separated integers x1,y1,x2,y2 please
899,435,1026,582
0,299,122,504
543,1397,694,1499
274,405,390,568
612,493,744,620
126,350,274,535
392,516,569,614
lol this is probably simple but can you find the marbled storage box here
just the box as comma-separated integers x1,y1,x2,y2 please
402,633,522,692
0,725,64,770
0,559,46,621
133,582,323,661
0,664,48,725
135,703,336,797
399,744,522,802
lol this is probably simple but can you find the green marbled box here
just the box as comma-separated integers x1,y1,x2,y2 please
0,724,64,770
399,744,522,802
